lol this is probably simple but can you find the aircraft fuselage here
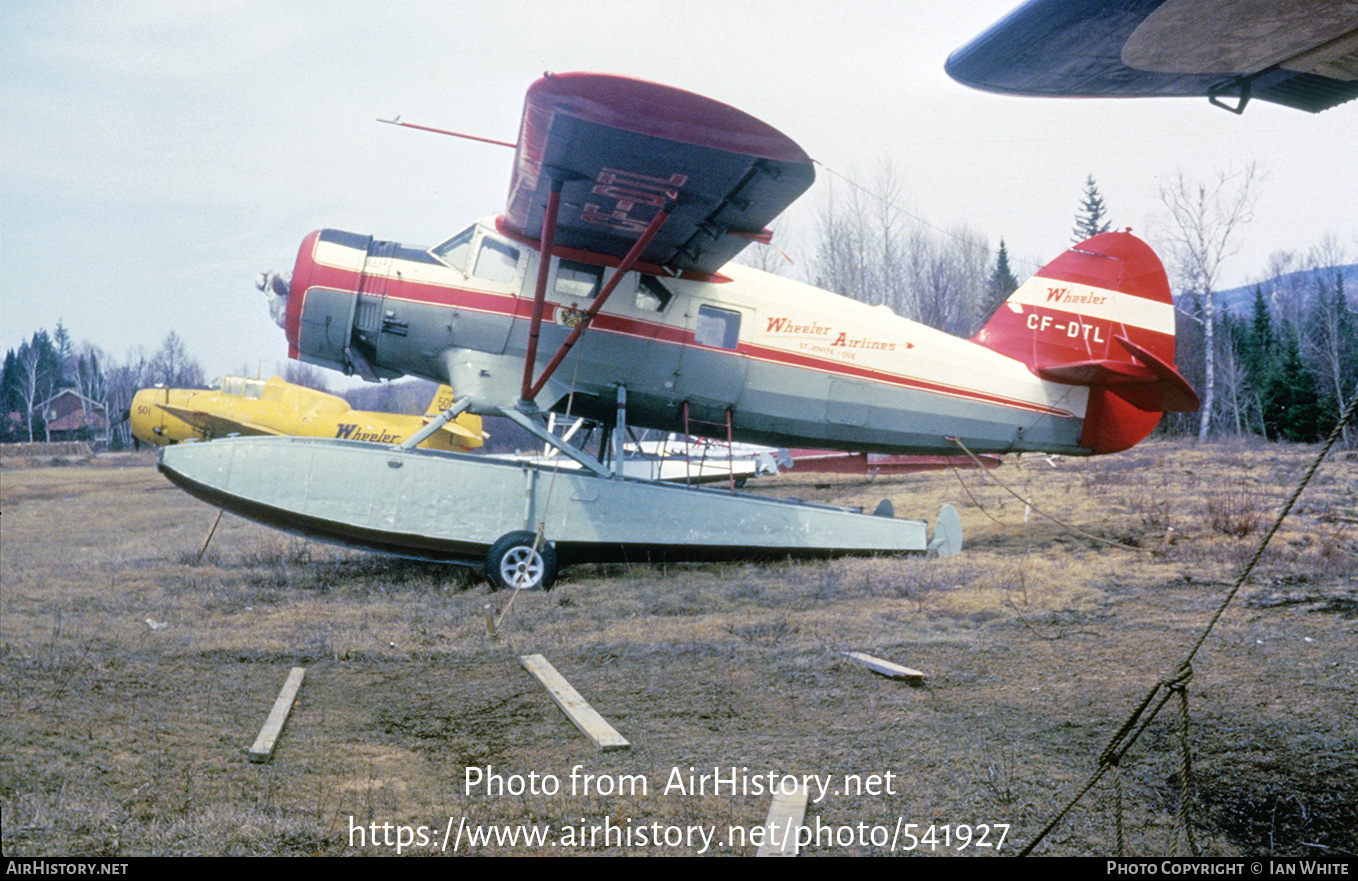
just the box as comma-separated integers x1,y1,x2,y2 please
281,218,1099,456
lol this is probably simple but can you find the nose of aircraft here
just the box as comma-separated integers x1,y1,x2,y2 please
129,388,166,446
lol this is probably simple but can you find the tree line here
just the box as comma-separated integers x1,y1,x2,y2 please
1,327,203,447
1172,242,1356,447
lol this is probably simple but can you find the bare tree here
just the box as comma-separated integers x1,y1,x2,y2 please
1260,249,1307,332
1157,163,1261,442
147,331,203,388
15,332,63,442
103,348,153,449
15,342,44,443
806,159,991,334
907,226,990,335
1216,319,1257,436
869,157,911,313
1302,235,1357,448
808,174,875,302
281,360,332,392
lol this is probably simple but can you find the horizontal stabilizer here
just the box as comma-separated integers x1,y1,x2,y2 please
435,418,482,442
1036,335,1200,413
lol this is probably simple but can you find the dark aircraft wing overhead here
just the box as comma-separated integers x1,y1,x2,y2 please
502,72,815,276
945,0,1358,113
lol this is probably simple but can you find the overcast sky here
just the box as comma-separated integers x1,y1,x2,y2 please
3,0,1355,381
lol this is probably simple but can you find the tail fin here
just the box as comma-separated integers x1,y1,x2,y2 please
423,384,485,449
972,230,1199,454
426,385,457,416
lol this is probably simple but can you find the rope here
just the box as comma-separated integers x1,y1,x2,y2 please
1017,391,1357,855
946,436,1142,550
1181,390,1356,668
946,456,1005,525
1173,681,1198,856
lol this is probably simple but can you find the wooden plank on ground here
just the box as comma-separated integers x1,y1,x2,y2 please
756,783,808,857
839,651,924,681
519,654,629,752
247,666,306,763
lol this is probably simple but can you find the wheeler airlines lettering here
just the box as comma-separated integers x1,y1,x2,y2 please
764,318,900,353
765,317,832,336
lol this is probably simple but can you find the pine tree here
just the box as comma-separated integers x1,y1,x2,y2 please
1247,287,1275,366
1262,329,1326,442
1,349,22,441
981,238,1020,323
1072,175,1111,243
1239,287,1276,391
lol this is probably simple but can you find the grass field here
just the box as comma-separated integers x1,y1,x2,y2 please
1,440,1354,856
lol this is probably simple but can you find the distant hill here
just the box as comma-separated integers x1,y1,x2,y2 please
1214,263,1358,314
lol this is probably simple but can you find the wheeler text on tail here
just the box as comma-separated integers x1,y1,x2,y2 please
159,72,1198,588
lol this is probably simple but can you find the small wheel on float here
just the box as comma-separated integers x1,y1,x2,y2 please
485,530,559,591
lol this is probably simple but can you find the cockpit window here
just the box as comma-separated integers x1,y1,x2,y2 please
555,259,604,299
429,226,475,273
472,236,521,284
217,377,266,398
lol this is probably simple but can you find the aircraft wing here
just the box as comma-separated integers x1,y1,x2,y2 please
156,404,283,439
502,73,815,276
945,0,1358,113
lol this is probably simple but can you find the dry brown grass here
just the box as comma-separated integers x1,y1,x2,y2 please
1,441,1354,857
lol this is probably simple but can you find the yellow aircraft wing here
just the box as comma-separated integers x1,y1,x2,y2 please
155,403,284,439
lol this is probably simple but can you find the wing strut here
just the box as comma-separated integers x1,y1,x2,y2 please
524,200,675,401
520,179,565,402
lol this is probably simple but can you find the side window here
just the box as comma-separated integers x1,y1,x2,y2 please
554,259,603,299
635,276,672,312
429,227,475,273
472,237,521,284
695,304,741,350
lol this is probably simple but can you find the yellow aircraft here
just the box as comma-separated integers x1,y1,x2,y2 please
130,375,483,452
